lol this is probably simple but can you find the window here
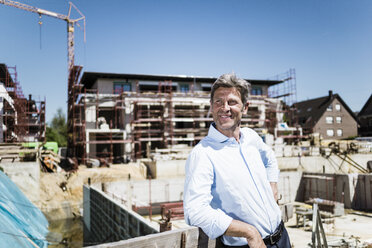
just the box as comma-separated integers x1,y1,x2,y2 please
180,84,190,93
326,129,334,136
201,83,211,92
327,104,333,111
251,86,263,96
337,129,343,136
307,107,312,112
335,104,341,111
326,116,334,124
336,116,342,123
114,82,131,94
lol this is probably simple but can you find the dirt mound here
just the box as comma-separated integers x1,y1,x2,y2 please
38,163,146,220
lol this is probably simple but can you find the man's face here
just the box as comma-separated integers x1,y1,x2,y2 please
211,87,248,137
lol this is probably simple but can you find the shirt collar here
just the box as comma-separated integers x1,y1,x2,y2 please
207,123,242,143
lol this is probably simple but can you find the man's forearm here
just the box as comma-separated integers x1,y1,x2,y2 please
224,220,266,248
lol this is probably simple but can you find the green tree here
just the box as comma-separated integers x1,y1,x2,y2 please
45,108,67,147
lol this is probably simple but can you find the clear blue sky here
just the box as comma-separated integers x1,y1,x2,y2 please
1,0,371,123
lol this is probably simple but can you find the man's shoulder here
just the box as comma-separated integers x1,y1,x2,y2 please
189,136,213,155
241,127,258,136
241,127,262,145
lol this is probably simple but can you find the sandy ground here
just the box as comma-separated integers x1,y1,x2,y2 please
18,160,372,247
286,210,372,247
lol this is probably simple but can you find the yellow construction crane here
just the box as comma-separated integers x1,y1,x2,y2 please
0,0,86,72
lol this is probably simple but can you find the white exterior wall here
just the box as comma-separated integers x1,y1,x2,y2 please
0,96,3,142
0,83,15,143
97,78,115,94
86,105,96,129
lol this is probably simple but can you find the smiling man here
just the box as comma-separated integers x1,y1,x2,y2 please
183,73,291,248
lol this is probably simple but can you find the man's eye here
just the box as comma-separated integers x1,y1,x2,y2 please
228,100,237,105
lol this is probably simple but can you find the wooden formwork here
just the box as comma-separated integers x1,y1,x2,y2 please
296,172,372,211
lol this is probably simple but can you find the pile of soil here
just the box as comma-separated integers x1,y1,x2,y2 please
37,163,146,220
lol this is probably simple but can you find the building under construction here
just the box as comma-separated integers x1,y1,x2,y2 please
68,67,297,164
0,63,46,143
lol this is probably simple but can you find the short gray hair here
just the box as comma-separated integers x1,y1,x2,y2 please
210,73,251,104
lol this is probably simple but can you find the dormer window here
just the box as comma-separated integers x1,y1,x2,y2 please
327,104,333,111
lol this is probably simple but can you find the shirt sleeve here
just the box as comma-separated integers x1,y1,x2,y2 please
183,149,233,239
253,131,279,182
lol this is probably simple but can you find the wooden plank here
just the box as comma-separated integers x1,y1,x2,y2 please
317,209,328,248
311,204,318,248
0,143,22,147
0,155,19,162
0,149,22,155
85,226,216,248
0,148,38,155
0,147,21,151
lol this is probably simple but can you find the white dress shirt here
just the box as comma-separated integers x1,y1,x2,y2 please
183,124,281,246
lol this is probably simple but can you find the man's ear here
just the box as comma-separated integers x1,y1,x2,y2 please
243,101,249,114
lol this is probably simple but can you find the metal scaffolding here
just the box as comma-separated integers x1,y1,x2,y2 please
267,68,301,141
67,76,213,164
0,64,45,143
67,70,295,165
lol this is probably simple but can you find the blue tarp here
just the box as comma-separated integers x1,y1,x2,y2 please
0,170,48,247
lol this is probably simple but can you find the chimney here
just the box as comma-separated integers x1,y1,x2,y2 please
29,94,32,101
328,90,333,98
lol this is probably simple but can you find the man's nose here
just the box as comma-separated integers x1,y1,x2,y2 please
221,101,230,111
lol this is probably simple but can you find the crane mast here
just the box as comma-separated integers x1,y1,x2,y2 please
0,0,86,71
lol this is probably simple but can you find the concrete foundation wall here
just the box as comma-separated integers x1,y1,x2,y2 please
148,159,186,179
147,154,371,180
278,171,302,204
351,174,372,211
277,154,371,174
103,173,298,208
105,178,185,207
295,172,372,211
83,185,158,246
